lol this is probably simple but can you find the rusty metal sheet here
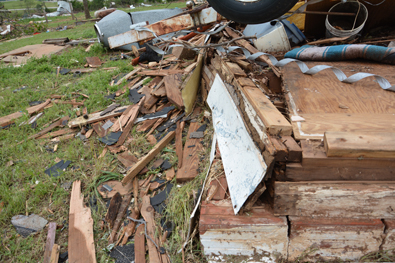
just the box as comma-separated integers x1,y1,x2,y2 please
108,7,218,49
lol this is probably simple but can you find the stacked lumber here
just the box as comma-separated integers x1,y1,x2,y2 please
197,25,395,262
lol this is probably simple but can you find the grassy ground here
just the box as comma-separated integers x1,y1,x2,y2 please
0,3,211,262
2,0,58,10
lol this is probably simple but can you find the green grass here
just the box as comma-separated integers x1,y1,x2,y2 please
0,39,135,262
0,6,206,261
3,0,58,10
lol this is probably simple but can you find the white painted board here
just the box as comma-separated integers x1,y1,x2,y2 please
207,74,268,214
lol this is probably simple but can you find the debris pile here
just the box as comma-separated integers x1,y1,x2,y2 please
2,0,395,262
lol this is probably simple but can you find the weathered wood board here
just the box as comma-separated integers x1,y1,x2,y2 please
382,219,395,250
176,122,202,182
243,86,292,136
68,181,96,263
283,61,395,140
274,181,395,218
284,140,395,181
200,200,288,258
288,216,384,262
324,131,395,158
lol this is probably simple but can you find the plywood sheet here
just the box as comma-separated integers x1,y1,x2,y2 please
283,61,395,140
0,44,67,65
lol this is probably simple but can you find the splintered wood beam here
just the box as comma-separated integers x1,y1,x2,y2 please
121,208,140,245
122,131,176,185
22,116,70,144
49,244,60,263
141,195,161,263
37,128,75,139
176,121,185,168
68,106,129,128
115,98,144,146
0,111,24,127
139,70,184,77
324,131,395,158
164,74,184,108
110,104,135,132
43,222,57,263
134,224,146,263
105,192,122,229
27,99,51,116
69,181,96,263
109,193,133,243
242,86,292,136
176,122,203,182
115,67,142,86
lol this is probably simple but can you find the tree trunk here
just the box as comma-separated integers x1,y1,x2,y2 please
83,0,91,19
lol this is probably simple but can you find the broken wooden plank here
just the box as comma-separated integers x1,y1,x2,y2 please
27,99,51,116
237,77,255,87
53,100,84,106
324,131,395,158
92,122,107,137
274,181,395,218
284,140,395,181
141,195,161,263
115,67,142,86
136,118,157,132
86,57,103,68
288,217,384,262
175,121,185,168
105,192,122,229
49,244,59,263
281,136,302,162
110,105,135,132
0,111,24,127
98,180,134,198
27,116,69,141
68,106,128,128
121,208,140,246
134,224,146,263
269,136,288,162
116,99,144,146
139,69,184,76
165,167,175,181
68,180,96,263
37,128,75,139
242,86,292,136
176,122,202,182
117,151,138,168
164,74,184,108
43,222,57,263
225,62,247,77
109,194,133,243
122,131,176,184
100,103,120,116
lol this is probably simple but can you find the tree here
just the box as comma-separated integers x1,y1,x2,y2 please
83,0,91,19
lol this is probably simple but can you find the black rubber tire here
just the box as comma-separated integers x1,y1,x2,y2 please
207,0,299,24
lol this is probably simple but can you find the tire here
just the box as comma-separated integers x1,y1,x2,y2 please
207,0,299,24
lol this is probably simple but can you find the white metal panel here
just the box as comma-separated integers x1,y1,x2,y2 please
207,74,268,214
